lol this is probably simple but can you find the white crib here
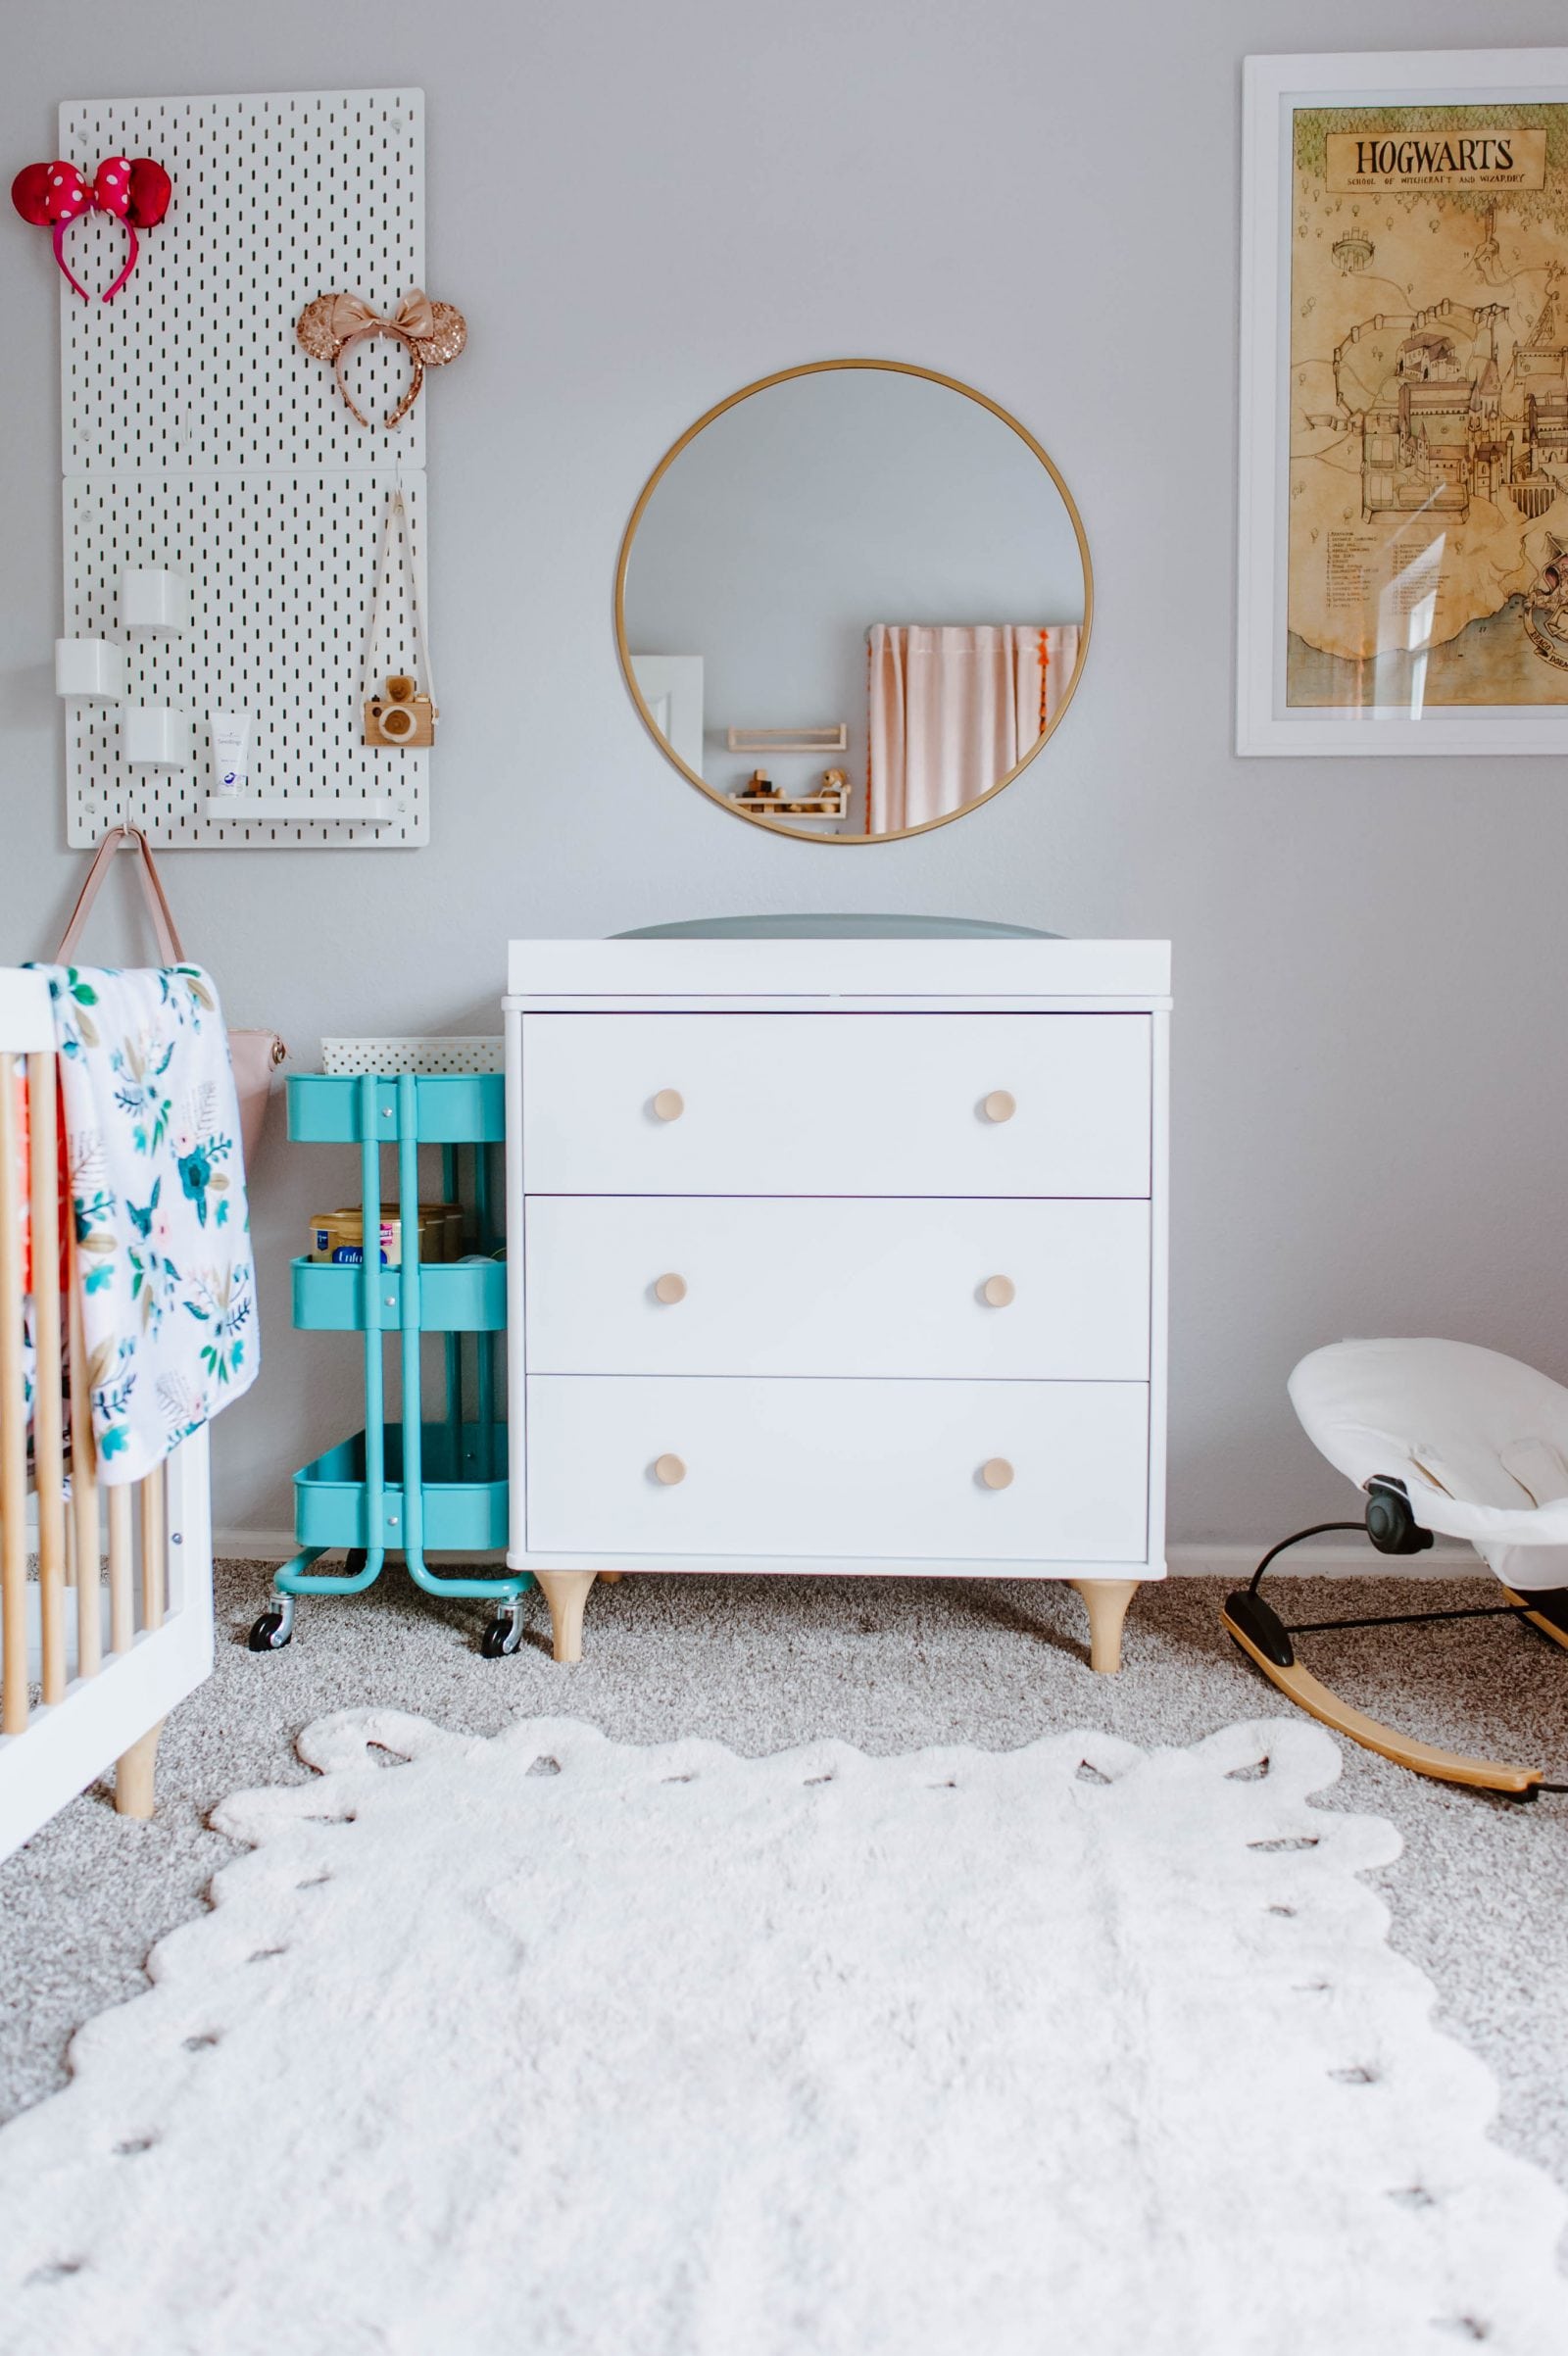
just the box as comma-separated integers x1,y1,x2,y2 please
0,968,213,1863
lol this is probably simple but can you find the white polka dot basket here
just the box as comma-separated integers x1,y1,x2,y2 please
318,1037,504,1076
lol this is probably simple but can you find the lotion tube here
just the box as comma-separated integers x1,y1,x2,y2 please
208,711,251,797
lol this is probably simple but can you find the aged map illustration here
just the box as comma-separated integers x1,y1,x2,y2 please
1288,105,1568,708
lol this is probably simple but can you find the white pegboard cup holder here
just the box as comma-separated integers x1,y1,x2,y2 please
121,565,189,636
123,706,192,771
55,637,125,701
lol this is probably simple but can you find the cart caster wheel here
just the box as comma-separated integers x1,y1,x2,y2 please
481,1612,523,1659
344,1549,368,1577
248,1611,292,1652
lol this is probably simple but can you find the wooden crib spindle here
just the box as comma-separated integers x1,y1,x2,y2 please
119,1467,167,1821
26,1051,67,1702
139,1467,165,1631
0,1055,28,1735
66,1218,102,1681
108,1484,134,1655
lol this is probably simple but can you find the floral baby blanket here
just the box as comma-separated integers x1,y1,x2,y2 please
32,962,259,1483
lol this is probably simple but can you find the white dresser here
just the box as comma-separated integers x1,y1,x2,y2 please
504,935,1169,1667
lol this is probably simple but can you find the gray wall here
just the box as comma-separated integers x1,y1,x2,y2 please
4,0,1566,1546
623,365,1085,823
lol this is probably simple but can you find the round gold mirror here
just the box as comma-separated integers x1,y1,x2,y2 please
615,360,1091,844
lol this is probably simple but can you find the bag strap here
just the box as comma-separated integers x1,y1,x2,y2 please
56,825,186,964
361,486,436,705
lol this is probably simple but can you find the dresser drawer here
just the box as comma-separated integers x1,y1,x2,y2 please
523,1376,1150,1563
524,1197,1150,1380
519,1013,1150,1198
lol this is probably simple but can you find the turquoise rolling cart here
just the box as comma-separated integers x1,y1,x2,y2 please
248,1069,532,1658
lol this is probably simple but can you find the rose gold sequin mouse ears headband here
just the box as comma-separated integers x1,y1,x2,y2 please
296,288,466,428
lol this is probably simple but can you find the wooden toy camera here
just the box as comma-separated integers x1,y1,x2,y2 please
365,674,437,747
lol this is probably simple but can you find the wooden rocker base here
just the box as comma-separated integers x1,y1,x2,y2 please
1500,1588,1568,1654
1221,1604,1545,1796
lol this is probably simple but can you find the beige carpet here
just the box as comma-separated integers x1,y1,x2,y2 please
3,1559,1566,2241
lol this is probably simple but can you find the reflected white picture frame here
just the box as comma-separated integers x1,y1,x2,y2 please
1238,48,1568,756
630,656,705,777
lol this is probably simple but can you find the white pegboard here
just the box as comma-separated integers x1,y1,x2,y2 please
64,471,428,845
58,89,424,474
54,90,434,847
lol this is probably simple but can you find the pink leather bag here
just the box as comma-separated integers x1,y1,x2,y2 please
54,826,285,1168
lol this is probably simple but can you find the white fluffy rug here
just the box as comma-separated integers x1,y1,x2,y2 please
0,1711,1561,2356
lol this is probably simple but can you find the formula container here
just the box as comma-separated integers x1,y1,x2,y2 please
309,1206,453,1266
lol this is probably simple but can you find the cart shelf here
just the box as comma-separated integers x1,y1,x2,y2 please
295,1422,508,1552
288,1071,506,1146
291,1254,507,1335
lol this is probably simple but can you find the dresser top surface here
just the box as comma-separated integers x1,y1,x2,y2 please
507,936,1170,1004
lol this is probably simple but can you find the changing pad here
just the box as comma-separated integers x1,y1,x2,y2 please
615,914,1058,940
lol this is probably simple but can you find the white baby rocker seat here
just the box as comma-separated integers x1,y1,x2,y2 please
1222,1340,1568,1796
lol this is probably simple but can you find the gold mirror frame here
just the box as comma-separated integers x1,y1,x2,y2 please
613,358,1094,846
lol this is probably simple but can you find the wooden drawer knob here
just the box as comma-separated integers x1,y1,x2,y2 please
653,1452,687,1486
980,1457,1014,1490
653,1272,687,1304
651,1088,685,1122
982,1274,1015,1308
982,1090,1016,1124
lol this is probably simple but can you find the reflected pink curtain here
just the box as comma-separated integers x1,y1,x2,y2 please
866,624,1081,833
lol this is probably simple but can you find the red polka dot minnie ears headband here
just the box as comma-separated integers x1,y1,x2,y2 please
11,156,172,301
296,288,466,429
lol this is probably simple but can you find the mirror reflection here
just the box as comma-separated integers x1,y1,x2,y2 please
617,363,1089,841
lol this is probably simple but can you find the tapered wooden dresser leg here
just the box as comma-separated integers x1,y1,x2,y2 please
1069,1579,1140,1675
536,1572,597,1664
114,1718,165,1819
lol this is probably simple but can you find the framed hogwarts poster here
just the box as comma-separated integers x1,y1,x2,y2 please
1238,50,1568,753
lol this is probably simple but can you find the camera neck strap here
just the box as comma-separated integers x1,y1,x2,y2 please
363,486,436,706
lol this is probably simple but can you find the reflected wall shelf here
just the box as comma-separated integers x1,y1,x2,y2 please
731,794,849,818
726,725,848,755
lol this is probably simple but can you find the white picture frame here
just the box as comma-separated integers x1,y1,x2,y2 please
1238,49,1568,755
629,655,705,778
